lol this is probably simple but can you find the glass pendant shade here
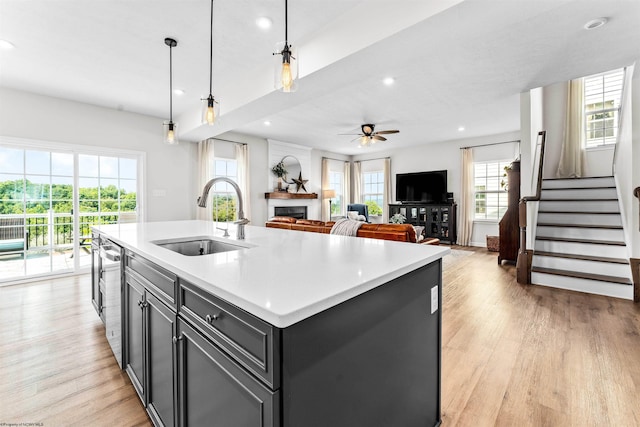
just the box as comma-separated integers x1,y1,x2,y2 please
274,41,298,92
163,120,179,145
201,95,220,126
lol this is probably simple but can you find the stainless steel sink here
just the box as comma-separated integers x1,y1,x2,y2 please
153,237,248,256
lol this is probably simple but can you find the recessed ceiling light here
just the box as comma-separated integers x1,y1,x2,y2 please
458,126,465,132
0,39,15,49
383,77,395,86
584,17,607,30
256,17,272,30
174,89,185,95
263,120,271,126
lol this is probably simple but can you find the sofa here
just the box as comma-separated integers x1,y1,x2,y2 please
265,216,440,245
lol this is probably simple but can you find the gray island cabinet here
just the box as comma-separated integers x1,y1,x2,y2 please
91,220,447,427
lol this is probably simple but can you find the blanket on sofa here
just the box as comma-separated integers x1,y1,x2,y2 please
330,218,364,236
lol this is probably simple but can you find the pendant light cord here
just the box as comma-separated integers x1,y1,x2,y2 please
209,0,213,95
169,44,173,121
284,0,288,44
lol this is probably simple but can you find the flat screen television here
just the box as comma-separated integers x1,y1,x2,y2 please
396,170,448,204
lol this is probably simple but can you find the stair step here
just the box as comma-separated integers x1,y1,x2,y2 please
532,252,631,277
534,239,628,259
537,212,622,227
536,225,624,241
538,199,620,213
531,266,632,285
534,251,629,264
540,187,617,200
542,176,615,189
536,236,625,246
537,223,623,230
531,271,634,300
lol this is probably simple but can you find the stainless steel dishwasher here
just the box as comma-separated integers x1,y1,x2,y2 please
100,238,123,368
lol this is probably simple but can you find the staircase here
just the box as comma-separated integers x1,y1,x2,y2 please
530,176,634,300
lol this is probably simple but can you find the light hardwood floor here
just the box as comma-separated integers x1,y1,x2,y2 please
1,247,638,426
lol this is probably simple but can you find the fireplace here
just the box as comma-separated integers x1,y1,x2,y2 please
274,206,307,219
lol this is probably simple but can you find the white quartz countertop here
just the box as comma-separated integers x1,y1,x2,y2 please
94,220,450,328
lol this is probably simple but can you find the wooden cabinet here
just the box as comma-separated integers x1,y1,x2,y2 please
426,204,457,244
389,203,457,244
498,160,520,264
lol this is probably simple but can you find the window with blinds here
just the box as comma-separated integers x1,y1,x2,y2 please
584,68,624,148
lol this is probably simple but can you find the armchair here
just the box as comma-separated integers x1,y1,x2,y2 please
347,204,369,222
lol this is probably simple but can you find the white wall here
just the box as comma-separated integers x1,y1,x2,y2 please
0,88,197,222
353,130,521,247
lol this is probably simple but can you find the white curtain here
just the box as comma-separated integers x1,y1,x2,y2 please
458,147,474,246
197,139,214,220
557,78,585,178
382,158,391,223
235,143,250,221
343,161,351,215
353,161,362,203
321,158,331,221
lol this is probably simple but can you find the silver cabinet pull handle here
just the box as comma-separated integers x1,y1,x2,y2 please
172,335,183,344
205,313,220,323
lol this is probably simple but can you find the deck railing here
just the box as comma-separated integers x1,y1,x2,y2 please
0,212,121,252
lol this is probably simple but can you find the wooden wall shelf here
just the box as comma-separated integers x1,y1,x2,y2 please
265,192,318,200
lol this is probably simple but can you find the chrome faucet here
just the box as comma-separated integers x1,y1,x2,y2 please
197,177,250,240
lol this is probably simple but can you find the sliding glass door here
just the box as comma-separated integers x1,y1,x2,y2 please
0,144,141,283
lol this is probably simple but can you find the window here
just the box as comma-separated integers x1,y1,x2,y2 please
210,158,238,222
474,161,511,221
328,171,343,216
0,143,140,282
584,68,624,148
363,171,384,215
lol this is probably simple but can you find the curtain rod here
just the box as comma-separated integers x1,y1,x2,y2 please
459,139,520,150
322,156,350,162
207,137,247,146
354,157,391,162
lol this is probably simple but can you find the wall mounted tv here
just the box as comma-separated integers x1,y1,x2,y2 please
396,170,448,204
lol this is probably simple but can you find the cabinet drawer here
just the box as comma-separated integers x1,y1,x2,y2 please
125,250,177,308
179,280,280,389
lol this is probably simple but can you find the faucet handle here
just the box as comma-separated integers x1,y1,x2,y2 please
216,227,230,237
234,218,250,225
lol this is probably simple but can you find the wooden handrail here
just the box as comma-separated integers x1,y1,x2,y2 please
516,131,546,284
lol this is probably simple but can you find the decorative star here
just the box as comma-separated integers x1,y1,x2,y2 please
293,172,308,193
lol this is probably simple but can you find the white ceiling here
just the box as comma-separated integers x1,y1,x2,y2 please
1,0,639,155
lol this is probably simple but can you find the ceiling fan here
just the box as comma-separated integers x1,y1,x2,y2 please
340,124,400,147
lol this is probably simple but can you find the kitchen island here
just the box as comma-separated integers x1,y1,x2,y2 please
92,220,449,427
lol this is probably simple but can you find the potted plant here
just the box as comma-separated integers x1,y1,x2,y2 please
390,213,406,224
271,161,287,191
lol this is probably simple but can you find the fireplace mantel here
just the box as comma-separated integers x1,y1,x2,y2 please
265,192,318,200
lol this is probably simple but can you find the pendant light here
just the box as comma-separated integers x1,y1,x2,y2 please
273,0,298,92
162,37,179,145
202,0,220,125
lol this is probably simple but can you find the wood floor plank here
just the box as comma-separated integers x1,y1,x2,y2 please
1,247,638,426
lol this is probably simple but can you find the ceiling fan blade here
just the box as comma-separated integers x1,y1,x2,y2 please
339,133,364,136
372,135,387,141
374,130,399,135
